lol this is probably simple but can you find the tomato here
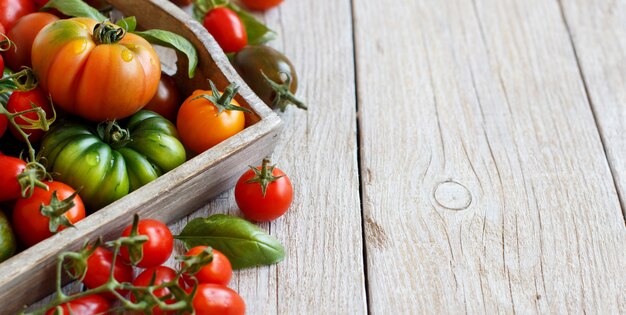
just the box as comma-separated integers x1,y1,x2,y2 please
0,106,6,139
182,246,232,286
240,0,283,11
120,219,173,268
0,210,16,263
131,266,183,315
234,159,293,222
0,0,36,32
32,18,161,121
177,89,246,154
40,110,186,210
83,247,134,299
4,12,58,70
0,21,5,35
203,7,247,53
144,74,181,122
189,284,245,315
7,87,53,143
12,181,85,247
45,295,110,315
0,154,26,201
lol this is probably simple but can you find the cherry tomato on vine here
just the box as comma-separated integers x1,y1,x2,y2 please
0,0,36,32
83,247,134,299
131,266,184,315
235,158,293,222
120,219,173,268
4,12,59,70
188,284,245,315
44,294,111,315
0,106,7,138
144,74,182,122
240,0,283,11
203,7,247,53
0,155,26,201
182,246,232,286
7,87,53,143
176,83,247,154
12,181,85,247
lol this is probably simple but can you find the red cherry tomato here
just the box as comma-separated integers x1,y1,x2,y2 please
44,295,110,315
83,247,134,299
131,266,184,315
7,87,52,143
234,159,293,222
240,0,283,11
0,155,26,201
182,246,232,286
144,74,181,122
0,21,5,35
4,12,59,70
189,284,245,315
203,7,247,53
120,219,173,268
0,0,36,32
12,181,85,247
0,106,7,139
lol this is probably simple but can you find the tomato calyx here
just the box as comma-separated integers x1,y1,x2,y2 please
245,158,284,197
93,21,126,45
17,160,51,198
0,33,14,52
178,246,214,276
120,215,146,265
97,120,132,149
261,71,307,112
192,80,251,115
40,189,80,233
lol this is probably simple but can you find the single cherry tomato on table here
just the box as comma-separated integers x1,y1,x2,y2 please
182,246,232,286
6,86,53,143
131,266,184,315
203,7,247,53
240,0,283,11
4,12,59,70
235,158,293,222
83,247,135,299
0,0,36,32
12,181,85,247
189,284,245,315
176,82,248,154
0,154,26,201
44,294,111,315
144,73,182,122
120,219,173,268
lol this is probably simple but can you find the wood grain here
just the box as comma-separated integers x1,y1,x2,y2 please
353,0,626,313
559,0,626,214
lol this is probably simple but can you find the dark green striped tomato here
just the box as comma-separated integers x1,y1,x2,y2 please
40,110,186,210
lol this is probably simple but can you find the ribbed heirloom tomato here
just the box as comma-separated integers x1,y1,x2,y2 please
32,18,161,121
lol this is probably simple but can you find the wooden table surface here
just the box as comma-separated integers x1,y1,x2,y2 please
34,0,626,313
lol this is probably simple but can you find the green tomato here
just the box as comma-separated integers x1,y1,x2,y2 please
40,110,186,210
0,211,16,263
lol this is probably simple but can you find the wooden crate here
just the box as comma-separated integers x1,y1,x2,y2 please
0,0,282,313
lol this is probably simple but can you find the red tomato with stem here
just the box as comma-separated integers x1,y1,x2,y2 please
12,181,85,247
44,295,111,315
0,155,26,201
203,7,247,53
120,219,173,268
4,12,59,70
189,284,245,315
0,0,36,32
234,158,293,222
83,247,134,299
240,0,283,11
7,87,53,143
182,246,232,286
131,266,184,315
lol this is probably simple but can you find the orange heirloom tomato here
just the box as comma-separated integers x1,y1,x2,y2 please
31,18,161,121
177,83,247,154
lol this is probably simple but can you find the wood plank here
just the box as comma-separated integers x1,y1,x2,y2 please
353,0,626,313
559,0,626,214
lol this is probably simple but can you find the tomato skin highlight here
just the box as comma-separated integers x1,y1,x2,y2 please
0,155,26,201
144,74,181,122
83,247,134,299
120,219,174,268
32,18,161,121
7,87,53,143
131,266,183,315
182,246,232,286
235,164,293,222
203,7,247,53
0,0,36,32
240,0,283,11
4,12,58,70
44,294,111,315
12,181,85,247
189,284,245,315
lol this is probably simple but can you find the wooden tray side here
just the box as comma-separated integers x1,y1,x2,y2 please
0,0,282,312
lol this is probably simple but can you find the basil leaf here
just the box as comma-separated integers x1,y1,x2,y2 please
227,3,277,45
42,0,107,21
116,16,137,32
133,30,198,78
176,215,285,269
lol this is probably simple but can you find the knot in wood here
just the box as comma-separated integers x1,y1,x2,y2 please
433,181,472,211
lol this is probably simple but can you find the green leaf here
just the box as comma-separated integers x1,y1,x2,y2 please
42,0,107,21
133,29,198,78
116,16,137,32
176,215,285,269
227,3,277,45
